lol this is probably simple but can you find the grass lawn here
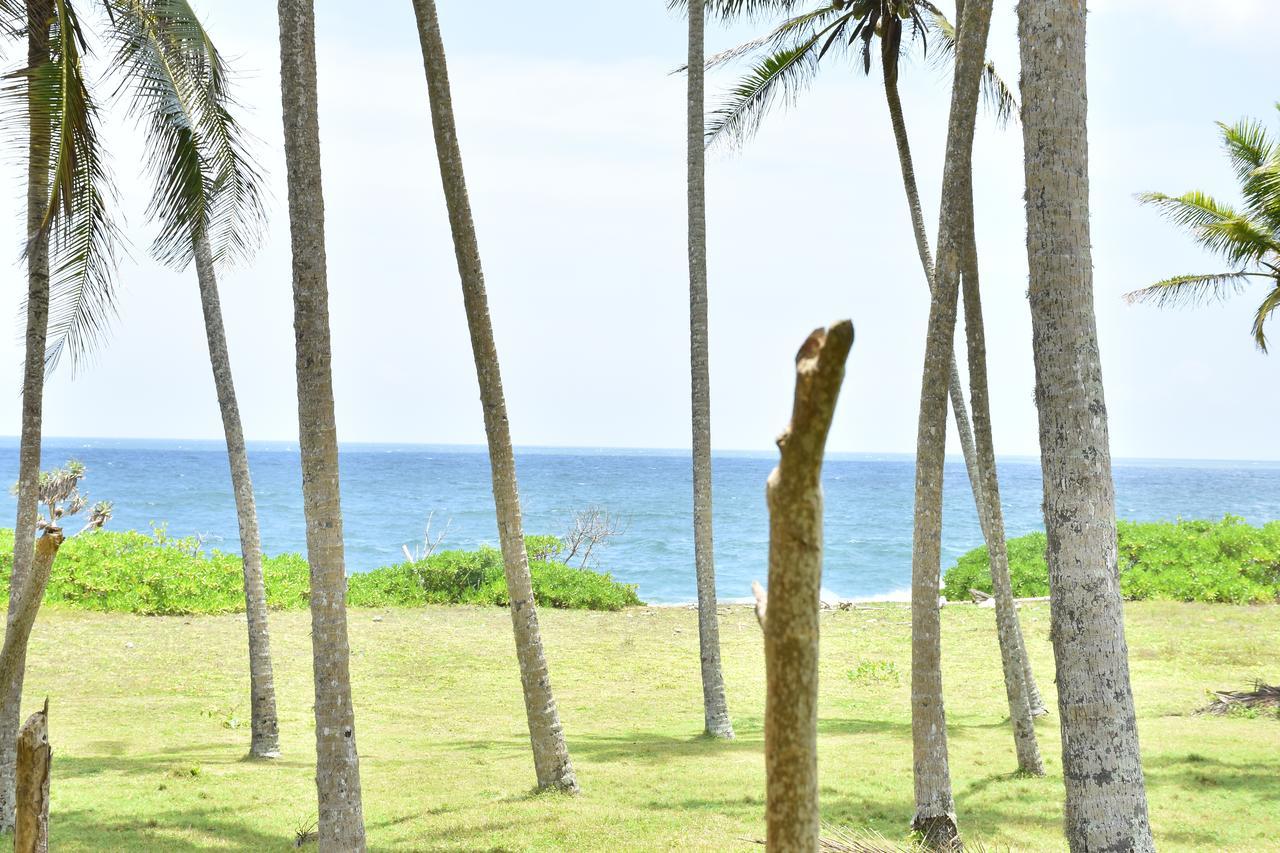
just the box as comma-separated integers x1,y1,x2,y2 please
22,600,1278,851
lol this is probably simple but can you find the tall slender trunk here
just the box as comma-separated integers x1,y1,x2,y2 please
763,322,854,853
687,0,733,741
192,233,280,759
907,0,996,844
1,0,54,830
1017,3,1155,849
276,1,367,848
885,13,1044,722
410,0,577,793
957,168,1042,776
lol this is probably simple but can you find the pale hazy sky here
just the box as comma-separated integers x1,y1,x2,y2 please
0,1,1275,459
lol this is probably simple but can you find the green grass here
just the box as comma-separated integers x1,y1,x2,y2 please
0,529,641,615
21,600,1278,850
944,516,1280,604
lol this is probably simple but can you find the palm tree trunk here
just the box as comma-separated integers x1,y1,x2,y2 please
1,0,54,831
0,531,63,771
192,233,280,760
410,0,578,793
882,16,1045,723
687,0,734,741
905,0,997,842
957,170,1043,776
763,322,854,853
1017,3,1155,849
275,1,367,847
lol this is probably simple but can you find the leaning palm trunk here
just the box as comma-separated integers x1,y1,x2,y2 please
907,0,996,845
0,531,63,763
687,0,734,740
192,233,280,759
764,321,854,852
957,167,1042,776
1017,2,1154,849
880,25,1044,721
410,0,577,793
1,0,55,831
276,0,367,847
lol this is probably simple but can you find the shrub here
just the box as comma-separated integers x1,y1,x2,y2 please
347,544,643,611
0,529,642,615
943,516,1280,605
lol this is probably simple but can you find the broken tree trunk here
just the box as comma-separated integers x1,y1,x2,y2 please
764,321,854,853
15,699,49,853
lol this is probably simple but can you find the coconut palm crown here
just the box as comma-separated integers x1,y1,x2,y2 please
680,0,1015,147
0,0,259,372
1127,107,1280,352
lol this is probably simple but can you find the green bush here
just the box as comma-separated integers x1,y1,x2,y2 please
944,516,1280,605
0,529,642,615
347,545,642,611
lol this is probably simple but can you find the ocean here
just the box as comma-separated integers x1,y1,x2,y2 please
3,437,1279,604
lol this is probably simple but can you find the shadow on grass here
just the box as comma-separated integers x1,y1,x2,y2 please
52,805,299,851
53,748,313,784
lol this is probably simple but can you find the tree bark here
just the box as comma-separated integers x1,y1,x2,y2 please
1,1,54,830
687,0,734,741
1017,2,1155,850
192,233,281,759
0,528,62,842
276,1,367,848
14,700,48,853
764,321,854,853
908,0,996,845
881,22,1044,723
957,165,1043,776
410,0,578,793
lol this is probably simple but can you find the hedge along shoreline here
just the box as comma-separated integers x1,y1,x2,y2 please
0,528,643,615
944,516,1280,605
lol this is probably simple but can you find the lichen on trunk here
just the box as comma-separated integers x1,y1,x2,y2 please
1017,1,1155,849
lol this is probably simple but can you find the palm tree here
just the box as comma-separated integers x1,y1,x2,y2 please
409,0,578,793
906,0,996,842
0,0,246,825
699,0,1044,754
108,0,280,759
276,0,367,846
1017,1,1155,849
1126,109,1280,351
685,0,735,741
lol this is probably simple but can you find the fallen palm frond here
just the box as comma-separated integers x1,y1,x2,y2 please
1199,682,1280,715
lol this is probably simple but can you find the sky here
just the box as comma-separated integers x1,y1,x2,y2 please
0,0,1276,460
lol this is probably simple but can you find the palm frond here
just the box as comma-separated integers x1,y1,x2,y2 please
668,0,807,22
107,0,265,269
0,0,22,41
1123,271,1259,310
704,29,828,148
924,6,1017,125
1217,116,1280,232
13,0,126,374
1250,281,1280,352
703,5,846,71
1218,117,1273,186
1140,190,1279,267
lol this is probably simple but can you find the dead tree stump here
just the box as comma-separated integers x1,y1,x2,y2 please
763,321,854,852
15,699,49,853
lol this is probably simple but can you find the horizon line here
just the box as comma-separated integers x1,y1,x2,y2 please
6,435,1280,466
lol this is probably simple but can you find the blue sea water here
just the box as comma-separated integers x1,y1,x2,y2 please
3,437,1279,605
